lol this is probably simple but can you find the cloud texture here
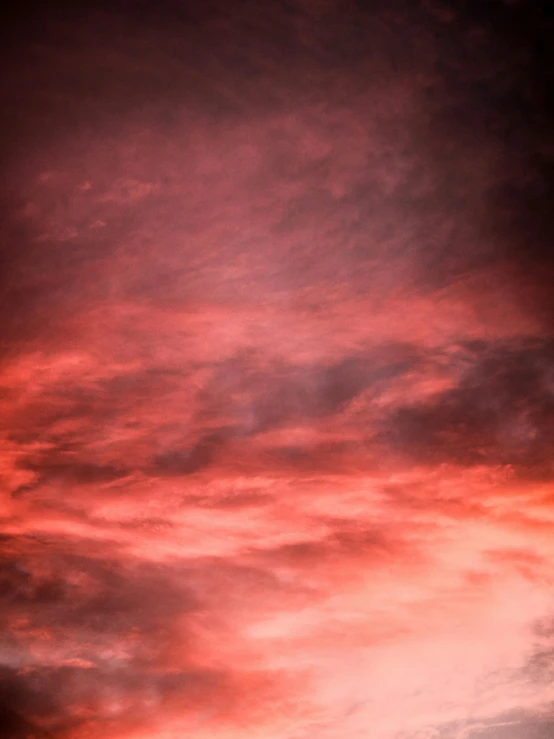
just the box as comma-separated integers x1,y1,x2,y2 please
1,1,554,737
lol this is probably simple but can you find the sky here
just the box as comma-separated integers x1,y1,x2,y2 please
1,1,554,737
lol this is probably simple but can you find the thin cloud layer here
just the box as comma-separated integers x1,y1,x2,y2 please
1,1,554,737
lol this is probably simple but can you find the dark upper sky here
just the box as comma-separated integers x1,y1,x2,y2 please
1,1,554,738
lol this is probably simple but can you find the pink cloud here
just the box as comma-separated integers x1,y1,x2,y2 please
1,2,554,738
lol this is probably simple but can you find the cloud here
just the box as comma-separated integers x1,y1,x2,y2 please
379,339,554,473
1,1,554,738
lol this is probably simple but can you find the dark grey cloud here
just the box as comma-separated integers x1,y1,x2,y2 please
380,339,554,473
0,537,240,733
434,713,554,739
201,345,420,436
153,432,227,476
0,661,229,737
471,719,554,738
0,699,55,738
0,540,198,636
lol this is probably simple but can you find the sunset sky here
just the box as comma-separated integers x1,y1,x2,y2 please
2,1,554,737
